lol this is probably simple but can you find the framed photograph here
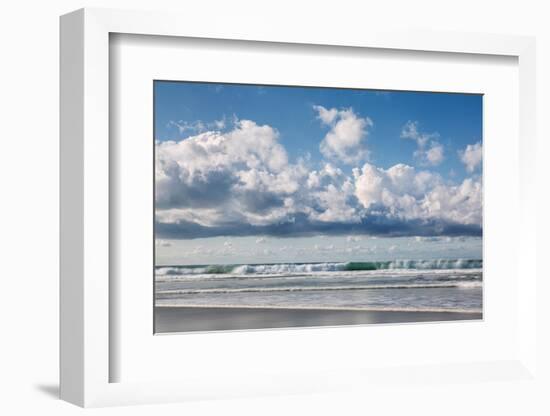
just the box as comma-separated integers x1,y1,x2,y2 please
60,8,538,407
153,81,484,334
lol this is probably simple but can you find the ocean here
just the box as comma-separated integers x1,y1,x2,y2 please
154,259,483,314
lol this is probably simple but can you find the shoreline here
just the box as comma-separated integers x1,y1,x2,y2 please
155,303,482,314
154,306,482,333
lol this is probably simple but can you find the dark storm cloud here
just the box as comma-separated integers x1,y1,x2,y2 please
155,167,239,209
155,213,482,240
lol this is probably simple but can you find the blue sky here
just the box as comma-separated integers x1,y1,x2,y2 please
155,82,482,182
154,81,482,264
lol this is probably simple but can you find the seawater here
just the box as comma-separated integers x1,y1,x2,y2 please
154,259,482,313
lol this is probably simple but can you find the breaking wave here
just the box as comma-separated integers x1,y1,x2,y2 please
156,259,482,277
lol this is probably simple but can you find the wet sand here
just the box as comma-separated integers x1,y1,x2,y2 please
154,306,482,333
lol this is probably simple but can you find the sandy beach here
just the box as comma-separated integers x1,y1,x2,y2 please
154,306,482,333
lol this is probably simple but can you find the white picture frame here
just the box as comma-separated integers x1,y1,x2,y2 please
60,7,537,407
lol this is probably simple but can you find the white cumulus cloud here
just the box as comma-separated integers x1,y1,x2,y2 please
156,117,482,239
156,119,306,227
353,162,481,225
459,142,482,172
424,143,445,165
401,120,445,166
314,105,372,165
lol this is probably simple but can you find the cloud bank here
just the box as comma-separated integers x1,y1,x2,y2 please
156,117,482,239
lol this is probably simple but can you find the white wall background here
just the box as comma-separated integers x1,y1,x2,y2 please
0,0,548,414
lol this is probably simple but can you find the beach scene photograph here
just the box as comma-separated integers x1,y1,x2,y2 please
154,81,483,333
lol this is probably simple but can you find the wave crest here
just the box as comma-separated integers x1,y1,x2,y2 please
156,259,482,277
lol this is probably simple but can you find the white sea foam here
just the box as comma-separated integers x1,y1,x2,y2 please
231,262,349,275
156,281,482,296
155,259,483,280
